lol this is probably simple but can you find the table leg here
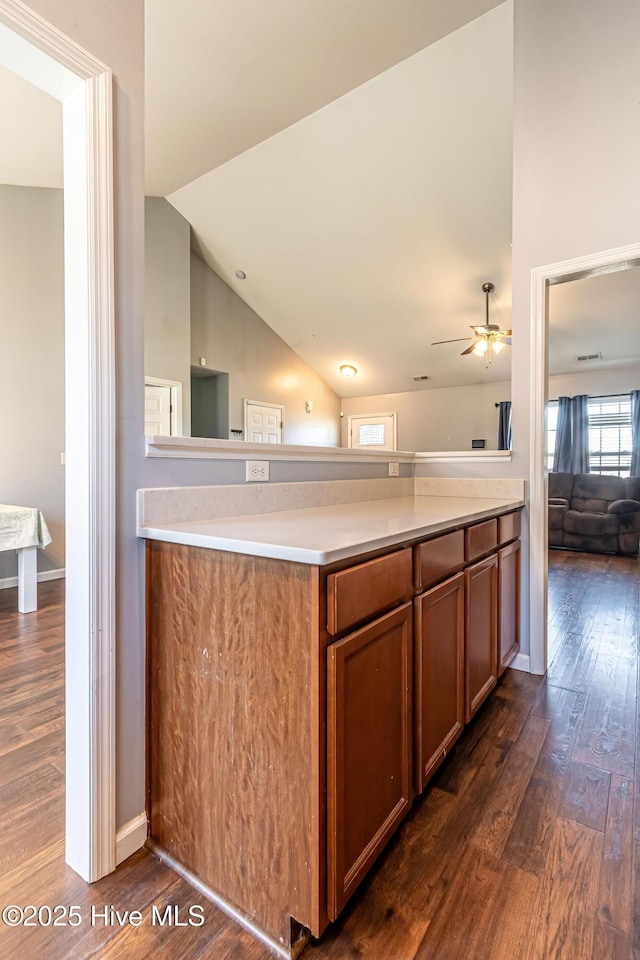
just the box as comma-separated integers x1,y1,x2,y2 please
18,546,38,613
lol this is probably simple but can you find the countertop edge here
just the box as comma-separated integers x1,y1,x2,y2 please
138,497,525,566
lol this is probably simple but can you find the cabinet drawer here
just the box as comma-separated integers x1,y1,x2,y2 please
465,519,498,562
327,549,413,636
498,510,521,546
414,529,465,590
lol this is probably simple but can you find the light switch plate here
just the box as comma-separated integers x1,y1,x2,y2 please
388,462,400,477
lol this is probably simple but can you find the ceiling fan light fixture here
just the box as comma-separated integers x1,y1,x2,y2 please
472,340,488,356
492,340,505,354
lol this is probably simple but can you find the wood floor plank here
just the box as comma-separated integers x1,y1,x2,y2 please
522,817,603,960
592,917,631,960
469,713,549,859
559,760,611,832
503,688,587,876
598,774,634,934
572,649,636,778
413,844,539,960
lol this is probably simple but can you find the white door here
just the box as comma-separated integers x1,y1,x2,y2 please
348,413,398,451
244,400,284,443
145,384,172,436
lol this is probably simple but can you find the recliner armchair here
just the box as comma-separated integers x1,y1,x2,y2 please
548,472,640,555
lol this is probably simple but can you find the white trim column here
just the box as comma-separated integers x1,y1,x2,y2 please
528,242,640,678
0,0,116,883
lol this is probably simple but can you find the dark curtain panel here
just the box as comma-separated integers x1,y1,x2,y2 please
552,396,572,472
497,401,512,451
631,389,640,477
570,394,590,474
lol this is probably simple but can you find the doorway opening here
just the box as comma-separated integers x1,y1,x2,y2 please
191,366,229,439
528,241,640,676
0,3,116,882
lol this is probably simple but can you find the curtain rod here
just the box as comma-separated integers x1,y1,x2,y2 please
548,392,633,402
494,391,634,409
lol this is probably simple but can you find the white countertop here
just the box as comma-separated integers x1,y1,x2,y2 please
138,494,524,565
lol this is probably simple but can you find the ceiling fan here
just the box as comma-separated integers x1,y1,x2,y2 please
432,282,512,362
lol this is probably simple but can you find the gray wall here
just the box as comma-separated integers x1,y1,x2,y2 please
0,185,64,579
144,197,191,435
191,252,341,445
341,380,511,451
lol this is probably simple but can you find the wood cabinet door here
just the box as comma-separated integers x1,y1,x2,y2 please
464,553,498,722
414,573,464,793
498,539,520,675
327,603,413,919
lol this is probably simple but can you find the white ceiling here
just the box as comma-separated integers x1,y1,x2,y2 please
548,267,640,377
168,2,514,397
145,0,505,196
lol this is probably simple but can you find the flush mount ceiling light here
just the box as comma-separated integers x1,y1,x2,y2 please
431,282,512,365
235,269,246,279
340,364,358,378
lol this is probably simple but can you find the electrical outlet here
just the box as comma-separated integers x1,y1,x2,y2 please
246,460,270,482
388,462,400,477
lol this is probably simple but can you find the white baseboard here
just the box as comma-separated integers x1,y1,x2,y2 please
0,567,65,591
115,813,148,866
510,652,531,673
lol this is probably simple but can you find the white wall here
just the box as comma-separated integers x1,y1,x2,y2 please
548,363,640,401
0,185,64,580
341,380,511,451
191,252,341,445
144,197,191,435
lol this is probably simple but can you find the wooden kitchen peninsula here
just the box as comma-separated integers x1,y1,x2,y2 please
141,491,524,958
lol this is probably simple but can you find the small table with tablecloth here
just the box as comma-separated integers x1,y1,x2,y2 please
0,504,52,613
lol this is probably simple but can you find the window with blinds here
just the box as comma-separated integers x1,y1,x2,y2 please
587,394,632,477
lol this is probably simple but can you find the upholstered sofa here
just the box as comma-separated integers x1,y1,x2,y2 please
549,473,640,555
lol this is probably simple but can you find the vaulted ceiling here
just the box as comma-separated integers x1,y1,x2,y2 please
163,1,514,396
145,0,505,196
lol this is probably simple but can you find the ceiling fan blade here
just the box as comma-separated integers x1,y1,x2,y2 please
498,336,512,345
501,329,512,336
431,337,474,345
460,343,478,356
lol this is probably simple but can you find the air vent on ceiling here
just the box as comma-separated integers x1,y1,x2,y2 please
577,353,602,361
412,375,430,381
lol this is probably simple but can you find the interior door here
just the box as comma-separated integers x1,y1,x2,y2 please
145,384,172,436
244,400,283,443
348,414,397,451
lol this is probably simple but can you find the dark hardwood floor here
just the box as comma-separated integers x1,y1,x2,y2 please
0,549,638,959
